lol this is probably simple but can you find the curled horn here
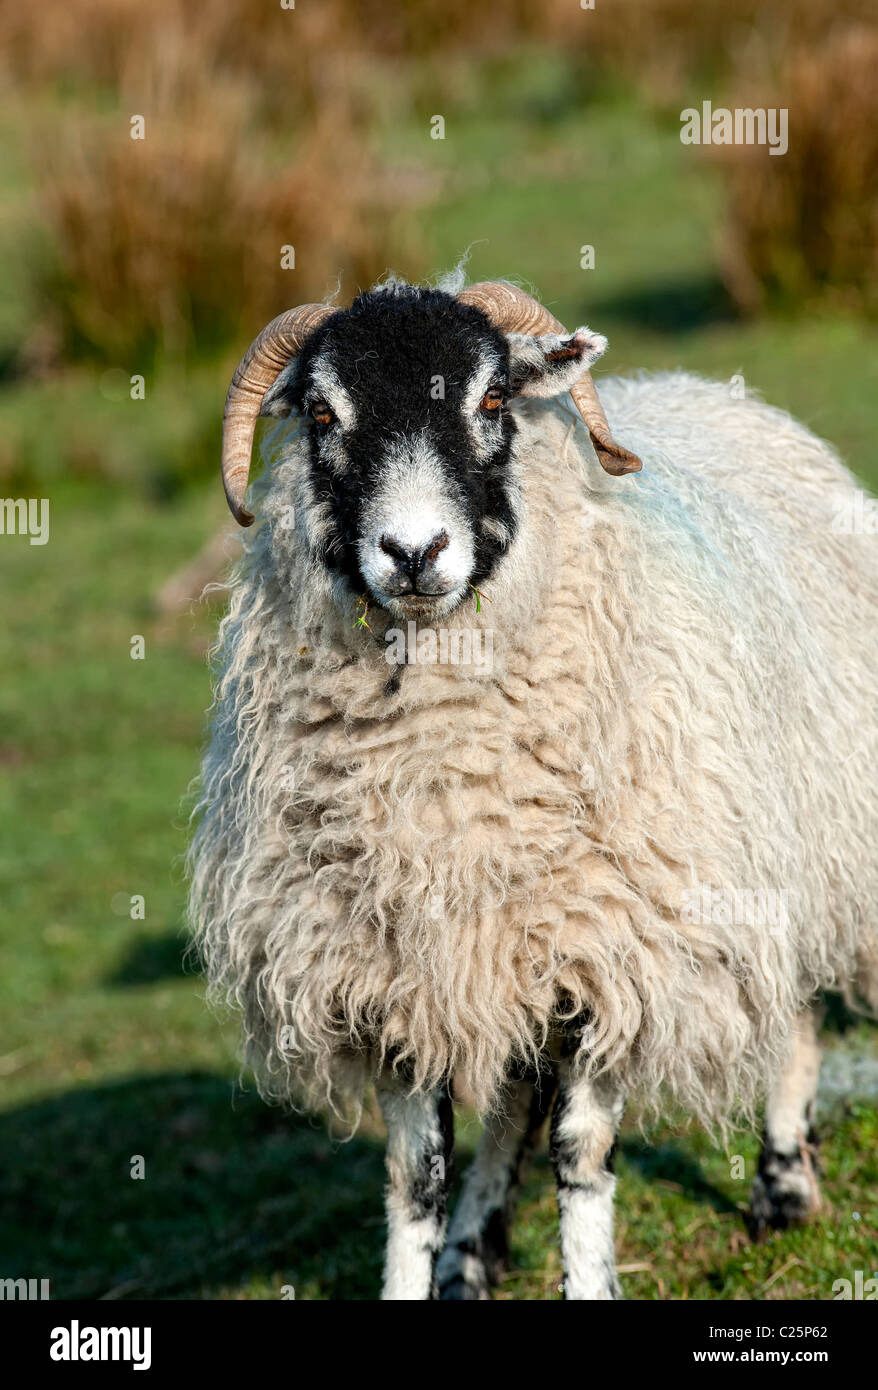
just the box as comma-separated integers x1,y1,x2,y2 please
221,304,335,525
458,281,642,476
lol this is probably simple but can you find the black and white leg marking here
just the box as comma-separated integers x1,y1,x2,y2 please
749,1004,822,1240
437,1066,556,1300
376,1070,454,1300
551,1051,624,1301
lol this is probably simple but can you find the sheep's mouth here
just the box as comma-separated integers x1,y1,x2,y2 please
372,585,466,621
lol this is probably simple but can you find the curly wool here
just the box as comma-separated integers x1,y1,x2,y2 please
189,370,878,1128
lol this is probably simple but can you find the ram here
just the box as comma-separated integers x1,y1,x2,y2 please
188,273,878,1300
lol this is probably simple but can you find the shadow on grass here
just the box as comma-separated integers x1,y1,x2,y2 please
0,1072,386,1300
106,932,191,988
618,1137,740,1216
585,272,738,336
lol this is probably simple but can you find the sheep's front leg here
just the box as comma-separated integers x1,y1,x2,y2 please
551,1056,624,1300
376,1070,454,1300
748,1003,822,1240
436,1065,556,1300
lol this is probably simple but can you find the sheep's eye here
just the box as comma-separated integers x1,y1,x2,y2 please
480,386,505,414
310,401,335,427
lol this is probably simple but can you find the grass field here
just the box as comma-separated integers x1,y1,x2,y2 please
1,89,876,1299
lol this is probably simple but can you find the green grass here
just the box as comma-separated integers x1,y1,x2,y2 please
1,81,876,1300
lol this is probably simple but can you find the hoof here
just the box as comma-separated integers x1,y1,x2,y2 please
747,1145,820,1242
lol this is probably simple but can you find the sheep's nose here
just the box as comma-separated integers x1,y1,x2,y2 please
379,531,449,588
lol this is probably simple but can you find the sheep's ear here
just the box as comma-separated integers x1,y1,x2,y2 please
259,358,302,418
507,327,608,399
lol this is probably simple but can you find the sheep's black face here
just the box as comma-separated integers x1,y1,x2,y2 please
263,284,605,619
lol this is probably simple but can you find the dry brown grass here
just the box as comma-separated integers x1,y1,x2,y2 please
33,68,392,363
2,0,550,83
718,25,878,315
583,0,875,104
10,2,420,365
5,0,877,364
6,0,873,89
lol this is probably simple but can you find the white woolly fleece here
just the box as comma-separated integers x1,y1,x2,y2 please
189,368,878,1129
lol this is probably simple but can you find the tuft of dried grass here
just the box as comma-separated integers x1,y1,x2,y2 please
717,25,878,316
24,15,409,365
577,0,876,109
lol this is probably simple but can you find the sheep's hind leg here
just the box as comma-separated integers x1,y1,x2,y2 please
437,1065,557,1300
748,1003,823,1241
551,1053,624,1300
376,1069,454,1300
